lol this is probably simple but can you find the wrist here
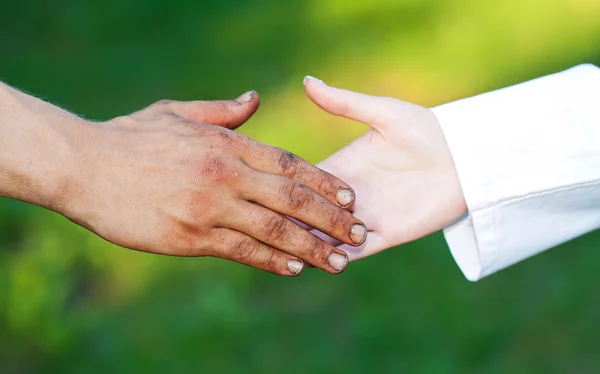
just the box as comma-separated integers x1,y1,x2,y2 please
0,82,91,214
448,163,468,221
428,108,468,224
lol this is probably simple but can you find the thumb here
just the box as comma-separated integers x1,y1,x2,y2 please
303,76,407,131
169,91,260,130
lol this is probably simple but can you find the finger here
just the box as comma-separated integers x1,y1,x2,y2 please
241,172,367,246
240,141,356,208
303,76,408,131
160,91,261,129
291,218,343,267
225,202,350,274
334,232,387,262
208,228,305,276
303,228,383,265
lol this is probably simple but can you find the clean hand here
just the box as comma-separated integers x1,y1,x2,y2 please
304,77,467,260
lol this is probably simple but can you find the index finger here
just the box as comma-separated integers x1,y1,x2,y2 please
240,140,356,209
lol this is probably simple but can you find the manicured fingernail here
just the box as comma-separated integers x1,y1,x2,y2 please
303,75,324,85
350,224,367,245
236,91,255,104
336,188,355,207
287,259,304,275
328,252,348,272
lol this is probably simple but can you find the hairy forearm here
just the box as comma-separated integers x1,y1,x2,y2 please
0,82,86,212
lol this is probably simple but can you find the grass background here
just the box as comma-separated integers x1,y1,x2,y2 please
1,0,600,373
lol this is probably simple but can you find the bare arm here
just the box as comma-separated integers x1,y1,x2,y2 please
0,82,367,276
0,81,84,211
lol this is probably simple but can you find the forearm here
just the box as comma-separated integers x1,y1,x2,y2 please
0,82,86,212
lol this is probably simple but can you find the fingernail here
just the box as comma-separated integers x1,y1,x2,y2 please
236,90,255,104
303,75,324,85
287,259,304,275
328,252,348,272
350,224,367,245
336,188,355,207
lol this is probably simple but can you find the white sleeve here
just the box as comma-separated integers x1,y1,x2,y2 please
431,64,600,281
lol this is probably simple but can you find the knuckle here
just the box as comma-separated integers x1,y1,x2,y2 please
234,238,260,261
241,137,265,157
266,251,281,271
316,174,335,195
333,100,351,117
277,150,298,178
263,215,288,242
213,101,232,113
110,115,137,127
282,182,310,212
170,219,212,254
307,239,327,262
154,99,174,107
329,209,349,228
210,128,235,147
198,157,230,182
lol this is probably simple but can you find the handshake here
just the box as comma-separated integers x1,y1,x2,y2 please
4,65,596,280
0,76,467,277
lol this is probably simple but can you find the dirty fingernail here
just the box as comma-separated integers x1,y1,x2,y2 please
350,224,367,245
328,252,348,272
287,259,304,275
303,75,324,85
236,90,255,104
336,188,355,207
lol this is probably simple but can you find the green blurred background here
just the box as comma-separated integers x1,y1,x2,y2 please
1,0,600,373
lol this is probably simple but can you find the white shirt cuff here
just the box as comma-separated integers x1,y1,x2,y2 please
432,63,600,281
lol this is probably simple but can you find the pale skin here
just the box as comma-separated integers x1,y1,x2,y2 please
0,81,368,276
302,76,468,260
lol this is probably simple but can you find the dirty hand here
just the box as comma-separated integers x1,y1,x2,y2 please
303,77,467,260
55,91,367,276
